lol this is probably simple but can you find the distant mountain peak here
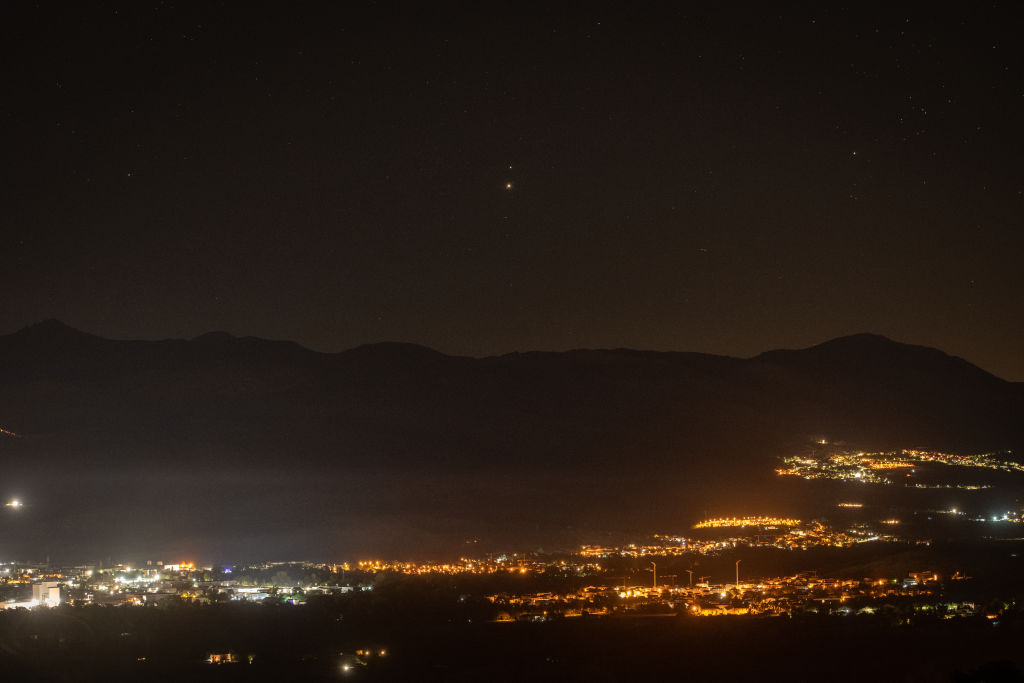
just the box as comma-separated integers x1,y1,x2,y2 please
820,332,895,345
191,331,238,343
757,333,915,358
342,341,449,360
14,319,99,341
26,318,80,332
755,332,1002,385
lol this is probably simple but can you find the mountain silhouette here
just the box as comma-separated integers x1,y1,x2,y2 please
1,322,1018,465
0,322,1020,561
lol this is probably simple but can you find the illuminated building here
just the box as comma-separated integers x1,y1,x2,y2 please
32,581,60,606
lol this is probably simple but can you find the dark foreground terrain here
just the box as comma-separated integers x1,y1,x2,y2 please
3,593,1023,682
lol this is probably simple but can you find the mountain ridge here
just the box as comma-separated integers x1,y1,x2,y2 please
0,320,1019,466
2,320,1008,378
1,320,1021,560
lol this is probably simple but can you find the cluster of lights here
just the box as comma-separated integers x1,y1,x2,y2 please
694,517,801,529
357,559,507,575
488,570,953,620
357,556,603,576
585,520,898,557
580,541,705,558
340,648,387,675
909,483,991,490
868,461,914,470
779,447,1023,485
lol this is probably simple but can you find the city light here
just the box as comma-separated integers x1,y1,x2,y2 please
695,517,801,529
777,447,1024,485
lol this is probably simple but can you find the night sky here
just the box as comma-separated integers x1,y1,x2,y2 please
3,3,1022,379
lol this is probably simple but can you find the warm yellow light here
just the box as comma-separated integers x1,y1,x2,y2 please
695,516,801,529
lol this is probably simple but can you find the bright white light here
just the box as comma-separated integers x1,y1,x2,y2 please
5,500,21,509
